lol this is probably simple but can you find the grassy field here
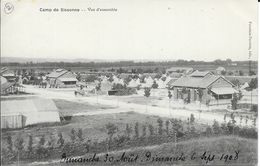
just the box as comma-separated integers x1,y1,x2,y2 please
35,136,257,166
1,112,174,149
1,111,207,151
53,99,116,115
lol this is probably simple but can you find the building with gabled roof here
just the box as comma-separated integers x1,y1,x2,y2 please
1,76,24,95
1,67,16,82
170,73,237,105
47,68,78,88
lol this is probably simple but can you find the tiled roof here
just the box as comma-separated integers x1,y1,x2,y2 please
170,75,223,88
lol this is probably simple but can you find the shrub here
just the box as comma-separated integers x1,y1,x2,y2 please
77,128,84,141
15,136,24,152
157,118,163,135
205,126,212,137
70,128,76,142
27,135,33,154
212,120,221,135
190,114,195,124
231,93,238,110
125,124,132,139
6,135,13,152
251,105,258,113
142,125,147,137
134,122,139,138
152,80,159,89
105,123,117,142
39,135,45,146
144,88,151,98
57,132,65,147
165,120,170,135
148,124,155,136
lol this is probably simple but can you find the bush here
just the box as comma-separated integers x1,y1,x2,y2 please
205,126,212,137
27,135,33,154
125,124,132,139
148,124,155,136
157,118,163,135
57,132,65,147
15,136,24,152
77,128,84,141
251,105,258,113
6,135,13,152
165,120,170,135
142,125,147,137
134,122,139,138
70,128,76,142
190,114,195,124
212,120,222,135
152,80,159,89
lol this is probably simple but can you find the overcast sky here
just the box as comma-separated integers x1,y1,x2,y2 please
1,0,258,61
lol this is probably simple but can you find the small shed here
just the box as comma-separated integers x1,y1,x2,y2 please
1,113,26,129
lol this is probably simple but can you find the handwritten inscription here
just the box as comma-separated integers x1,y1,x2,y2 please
60,150,240,164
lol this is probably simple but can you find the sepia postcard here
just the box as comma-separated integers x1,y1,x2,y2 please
0,0,258,165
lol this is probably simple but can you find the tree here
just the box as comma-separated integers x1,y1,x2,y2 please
212,120,221,135
15,136,24,152
231,93,238,110
15,136,24,163
198,88,203,106
148,124,155,136
125,124,132,139
238,70,244,76
69,128,76,142
190,114,195,124
77,128,84,141
157,118,163,135
57,133,65,147
142,125,147,137
105,123,117,148
221,70,226,75
7,135,13,152
205,126,212,137
168,90,173,116
27,135,33,154
108,76,114,83
230,79,241,87
134,122,139,138
144,87,151,112
124,77,132,85
39,136,45,147
151,80,159,89
249,78,257,89
95,82,101,104
249,71,256,76
165,120,170,136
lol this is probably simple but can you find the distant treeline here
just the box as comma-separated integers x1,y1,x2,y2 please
1,59,258,69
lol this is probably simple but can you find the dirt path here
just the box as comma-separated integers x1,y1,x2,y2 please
23,85,257,127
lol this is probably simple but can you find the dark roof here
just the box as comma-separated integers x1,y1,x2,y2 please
170,75,232,89
1,82,15,91
189,70,213,77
